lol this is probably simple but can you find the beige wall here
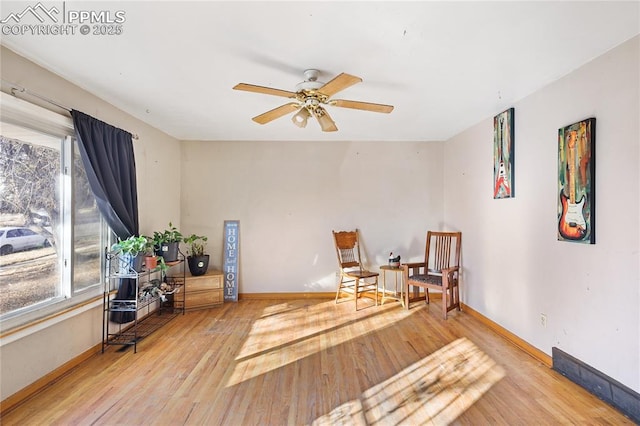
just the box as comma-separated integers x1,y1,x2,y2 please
180,140,445,293
444,35,639,391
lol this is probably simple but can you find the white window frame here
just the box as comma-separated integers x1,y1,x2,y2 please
0,92,106,332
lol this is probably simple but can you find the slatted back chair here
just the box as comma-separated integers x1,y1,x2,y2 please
403,231,462,319
333,229,379,310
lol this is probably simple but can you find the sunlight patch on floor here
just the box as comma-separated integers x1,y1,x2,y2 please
311,337,505,425
226,299,403,387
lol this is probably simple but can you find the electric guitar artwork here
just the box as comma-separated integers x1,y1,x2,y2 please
494,117,511,198
558,130,587,240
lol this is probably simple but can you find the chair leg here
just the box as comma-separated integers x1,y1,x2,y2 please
335,276,343,304
404,282,410,310
374,277,378,306
354,278,359,311
442,287,448,319
454,281,461,311
403,268,410,310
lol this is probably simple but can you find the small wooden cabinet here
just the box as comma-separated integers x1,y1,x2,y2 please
184,270,223,310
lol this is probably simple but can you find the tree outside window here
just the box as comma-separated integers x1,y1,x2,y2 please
0,123,103,316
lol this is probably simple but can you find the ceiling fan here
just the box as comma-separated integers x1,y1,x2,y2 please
233,69,394,132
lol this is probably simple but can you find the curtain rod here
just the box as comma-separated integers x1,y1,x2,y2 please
2,80,139,140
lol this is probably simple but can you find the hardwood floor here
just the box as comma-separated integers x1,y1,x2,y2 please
1,297,633,425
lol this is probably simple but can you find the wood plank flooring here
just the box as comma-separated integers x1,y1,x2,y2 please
1,298,633,425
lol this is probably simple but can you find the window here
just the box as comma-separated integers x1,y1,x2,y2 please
72,138,105,293
0,94,106,324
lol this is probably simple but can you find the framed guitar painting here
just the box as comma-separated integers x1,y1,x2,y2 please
493,108,514,199
557,118,596,244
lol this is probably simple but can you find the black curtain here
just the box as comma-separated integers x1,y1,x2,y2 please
72,110,139,323
71,110,139,239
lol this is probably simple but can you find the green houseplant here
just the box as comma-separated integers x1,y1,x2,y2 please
111,235,148,273
152,222,183,262
183,233,209,276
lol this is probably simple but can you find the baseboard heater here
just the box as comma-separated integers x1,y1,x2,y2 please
552,347,639,423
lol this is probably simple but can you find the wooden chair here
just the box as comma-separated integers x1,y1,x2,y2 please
332,229,379,310
403,231,462,319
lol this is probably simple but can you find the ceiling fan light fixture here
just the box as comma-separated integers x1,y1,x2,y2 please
313,106,338,132
291,107,310,128
234,69,393,132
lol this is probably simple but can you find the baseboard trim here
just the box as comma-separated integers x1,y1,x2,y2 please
553,347,640,423
461,303,552,368
239,292,335,300
1,343,102,415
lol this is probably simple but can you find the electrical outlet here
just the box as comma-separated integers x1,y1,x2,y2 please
540,313,547,328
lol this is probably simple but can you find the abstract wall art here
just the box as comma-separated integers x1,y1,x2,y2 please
493,108,515,199
558,118,596,244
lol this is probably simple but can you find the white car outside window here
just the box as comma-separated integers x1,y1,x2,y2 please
0,227,50,255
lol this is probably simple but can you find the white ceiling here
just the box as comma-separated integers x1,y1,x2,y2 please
1,1,638,142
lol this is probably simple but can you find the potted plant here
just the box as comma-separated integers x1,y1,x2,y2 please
141,236,169,272
143,249,158,270
141,235,156,270
111,235,148,273
152,222,183,262
183,233,209,276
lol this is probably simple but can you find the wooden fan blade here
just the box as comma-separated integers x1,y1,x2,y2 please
252,103,300,124
332,99,394,113
313,107,338,132
233,83,297,98
318,73,362,97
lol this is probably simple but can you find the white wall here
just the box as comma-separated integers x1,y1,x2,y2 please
444,36,639,391
0,46,183,400
180,140,445,293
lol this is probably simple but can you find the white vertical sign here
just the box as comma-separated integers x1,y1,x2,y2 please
223,220,239,302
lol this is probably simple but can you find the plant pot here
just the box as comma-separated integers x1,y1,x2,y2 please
188,254,209,276
159,242,179,262
133,254,145,272
120,253,145,274
144,255,158,270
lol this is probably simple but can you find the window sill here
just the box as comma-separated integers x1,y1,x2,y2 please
0,293,102,346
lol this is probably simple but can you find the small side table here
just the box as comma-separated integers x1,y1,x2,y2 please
379,264,405,306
